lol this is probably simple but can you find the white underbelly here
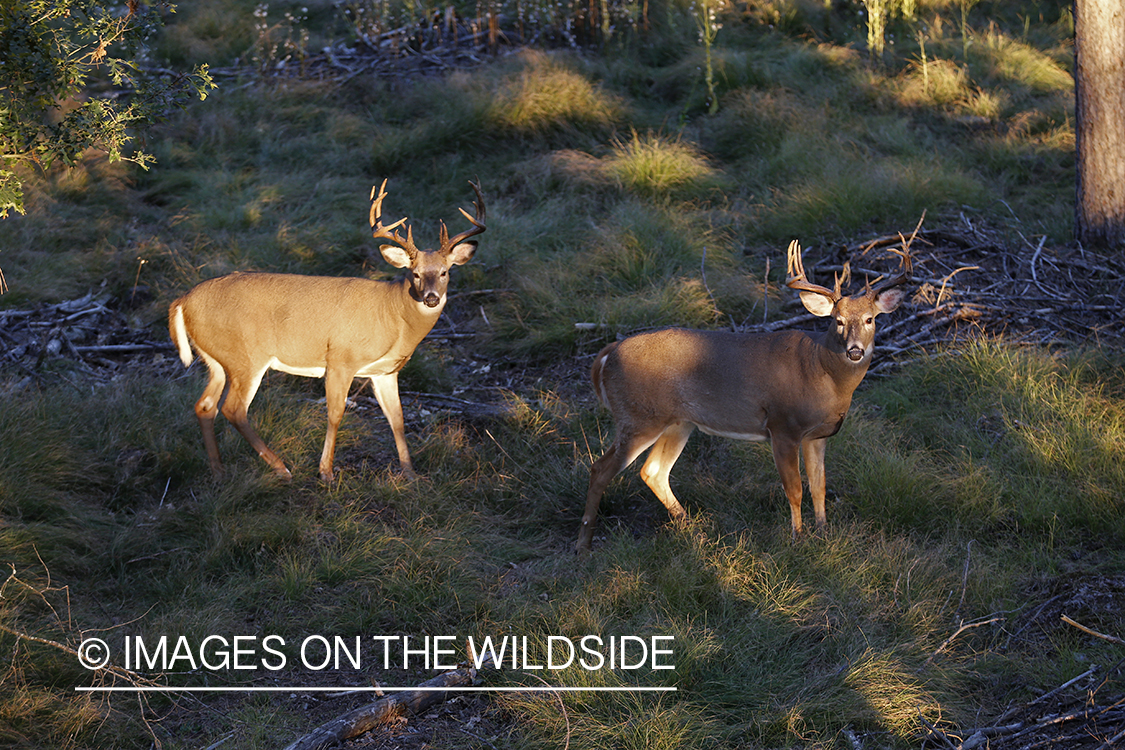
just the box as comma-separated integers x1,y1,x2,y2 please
267,353,403,380
269,357,326,378
697,424,770,441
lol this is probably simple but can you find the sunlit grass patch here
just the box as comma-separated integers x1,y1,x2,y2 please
604,130,727,198
869,341,1125,536
896,57,973,108
504,689,717,750
841,647,945,737
760,154,983,240
489,50,623,135
970,28,1073,94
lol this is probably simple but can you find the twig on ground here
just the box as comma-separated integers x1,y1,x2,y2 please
1061,615,1125,645
922,614,1004,669
1029,664,1099,706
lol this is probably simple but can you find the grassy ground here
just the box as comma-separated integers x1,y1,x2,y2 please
4,1,1123,748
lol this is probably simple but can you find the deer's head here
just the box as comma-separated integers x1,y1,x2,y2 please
370,179,486,308
785,240,910,363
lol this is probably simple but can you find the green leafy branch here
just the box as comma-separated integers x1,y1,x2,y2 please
0,0,216,218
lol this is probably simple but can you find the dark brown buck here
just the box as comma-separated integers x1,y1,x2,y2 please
576,240,910,552
168,179,485,481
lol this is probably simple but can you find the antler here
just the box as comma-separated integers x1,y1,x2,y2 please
369,179,415,255
867,243,913,298
439,179,487,254
785,240,840,300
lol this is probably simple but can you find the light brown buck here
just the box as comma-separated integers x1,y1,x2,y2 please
169,179,485,482
576,240,910,552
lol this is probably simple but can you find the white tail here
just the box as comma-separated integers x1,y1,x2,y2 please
576,240,910,552
168,179,485,482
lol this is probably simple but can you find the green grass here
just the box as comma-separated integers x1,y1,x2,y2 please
2,1,1116,748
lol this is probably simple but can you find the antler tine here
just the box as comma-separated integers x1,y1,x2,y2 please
442,179,487,252
834,262,851,297
868,244,913,296
785,240,838,299
369,178,411,251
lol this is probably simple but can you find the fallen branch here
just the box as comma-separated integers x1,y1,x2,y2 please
937,662,1125,750
281,661,491,750
73,343,173,354
1029,664,1099,706
922,614,1003,669
1061,615,1125,645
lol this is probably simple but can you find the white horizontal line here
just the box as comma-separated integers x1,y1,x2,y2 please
76,686,677,693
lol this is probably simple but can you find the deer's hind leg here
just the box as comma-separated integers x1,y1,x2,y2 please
193,352,228,476
578,423,665,553
219,362,291,480
639,421,694,520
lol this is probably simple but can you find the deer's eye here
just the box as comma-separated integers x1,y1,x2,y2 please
865,316,874,325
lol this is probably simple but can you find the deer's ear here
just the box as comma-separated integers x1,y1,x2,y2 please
799,291,835,317
874,287,906,314
380,245,412,269
447,241,477,266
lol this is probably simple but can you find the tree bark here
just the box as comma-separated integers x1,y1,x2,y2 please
1075,0,1125,249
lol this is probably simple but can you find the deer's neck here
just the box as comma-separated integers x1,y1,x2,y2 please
394,276,445,336
811,331,871,396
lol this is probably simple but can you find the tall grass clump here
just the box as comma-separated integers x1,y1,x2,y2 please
489,51,623,136
760,155,984,241
967,27,1073,95
490,199,738,357
896,57,973,109
704,88,811,162
604,130,726,198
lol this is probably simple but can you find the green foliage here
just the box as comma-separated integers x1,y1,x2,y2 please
0,0,215,217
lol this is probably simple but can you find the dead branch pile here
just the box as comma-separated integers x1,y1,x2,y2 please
742,218,1125,371
916,574,1125,750
205,12,534,85
281,661,490,750
0,291,175,388
923,661,1125,750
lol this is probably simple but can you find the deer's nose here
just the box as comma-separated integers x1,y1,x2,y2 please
423,292,442,308
846,346,865,362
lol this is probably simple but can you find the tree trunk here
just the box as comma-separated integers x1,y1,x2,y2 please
1075,0,1125,248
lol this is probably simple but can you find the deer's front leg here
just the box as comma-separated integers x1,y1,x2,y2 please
371,373,415,478
320,367,358,482
771,434,804,537
802,437,828,530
